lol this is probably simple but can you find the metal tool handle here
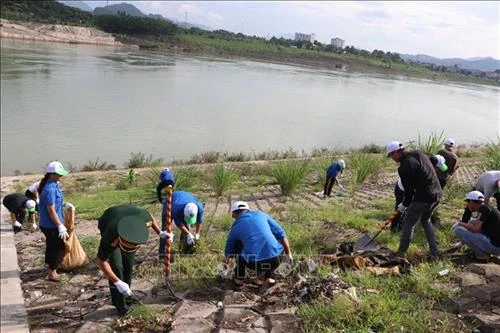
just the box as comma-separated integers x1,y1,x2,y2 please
165,185,173,280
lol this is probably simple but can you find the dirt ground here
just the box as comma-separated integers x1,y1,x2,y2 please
1,158,494,332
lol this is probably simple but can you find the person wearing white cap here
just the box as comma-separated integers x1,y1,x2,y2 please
436,138,458,189
37,161,70,281
2,193,37,233
25,181,40,208
223,201,292,287
452,191,500,261
161,190,204,256
323,159,346,197
386,141,442,259
473,171,500,211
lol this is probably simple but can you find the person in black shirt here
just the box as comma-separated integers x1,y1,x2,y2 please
386,141,442,259
452,190,500,260
2,193,36,232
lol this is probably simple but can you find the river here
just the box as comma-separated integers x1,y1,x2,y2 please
1,39,499,176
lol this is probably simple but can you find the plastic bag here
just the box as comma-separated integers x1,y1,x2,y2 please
59,206,89,270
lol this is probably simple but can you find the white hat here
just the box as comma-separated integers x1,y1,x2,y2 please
386,141,404,156
26,200,36,212
434,154,448,172
444,138,455,146
183,202,198,225
46,161,68,176
230,201,250,213
338,159,346,169
465,190,484,202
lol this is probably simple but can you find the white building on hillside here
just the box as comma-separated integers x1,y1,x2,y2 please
295,32,316,42
331,37,345,48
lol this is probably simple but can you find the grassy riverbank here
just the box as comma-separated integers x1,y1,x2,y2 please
5,138,499,332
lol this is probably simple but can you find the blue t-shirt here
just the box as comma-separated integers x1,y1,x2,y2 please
225,210,285,262
39,180,64,229
326,162,343,177
162,190,204,228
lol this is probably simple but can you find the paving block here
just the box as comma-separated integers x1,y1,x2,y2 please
469,313,500,333
454,271,487,287
442,296,479,314
75,321,111,333
463,284,500,302
469,264,500,278
170,317,215,333
174,300,218,319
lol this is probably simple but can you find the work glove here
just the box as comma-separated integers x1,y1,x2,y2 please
36,198,39,205
186,232,195,246
64,202,75,210
13,221,23,228
57,224,69,240
397,203,407,214
32,222,38,230
195,233,200,240
114,280,133,296
284,253,293,265
159,231,174,241
217,263,229,278
451,222,460,231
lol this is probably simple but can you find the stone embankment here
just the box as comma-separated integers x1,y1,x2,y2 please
0,18,134,47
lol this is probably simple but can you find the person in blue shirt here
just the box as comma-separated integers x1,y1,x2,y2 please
224,201,292,287
161,190,204,256
156,168,175,203
323,159,346,197
38,161,70,281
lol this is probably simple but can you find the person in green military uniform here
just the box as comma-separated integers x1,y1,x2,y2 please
96,204,173,316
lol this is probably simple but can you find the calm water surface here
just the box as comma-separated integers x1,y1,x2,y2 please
1,39,499,175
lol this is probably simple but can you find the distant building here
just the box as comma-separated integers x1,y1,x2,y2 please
295,32,316,42
331,37,345,48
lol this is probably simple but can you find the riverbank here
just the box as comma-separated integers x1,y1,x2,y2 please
1,18,497,86
0,18,134,47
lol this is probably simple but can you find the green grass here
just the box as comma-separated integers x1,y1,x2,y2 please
482,137,500,170
79,235,100,261
349,152,384,187
270,160,310,196
413,131,446,155
211,163,236,197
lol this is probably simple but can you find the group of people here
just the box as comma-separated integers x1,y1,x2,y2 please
2,142,499,316
385,138,499,261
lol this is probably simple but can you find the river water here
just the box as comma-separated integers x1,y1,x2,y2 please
1,39,499,176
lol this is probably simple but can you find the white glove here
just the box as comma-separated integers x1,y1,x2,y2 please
36,198,39,204
13,221,22,228
57,224,69,240
451,222,460,231
195,233,200,240
285,253,293,264
32,222,38,230
64,202,75,210
114,280,133,296
159,231,174,241
186,233,195,246
397,203,407,214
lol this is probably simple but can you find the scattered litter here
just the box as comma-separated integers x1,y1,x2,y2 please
438,269,449,277
345,287,359,302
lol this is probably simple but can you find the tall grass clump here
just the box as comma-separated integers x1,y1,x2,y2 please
125,152,163,168
270,160,309,196
482,137,500,170
211,163,236,197
350,152,382,186
414,130,446,154
82,157,116,171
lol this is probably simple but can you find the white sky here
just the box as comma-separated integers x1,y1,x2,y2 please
84,1,500,59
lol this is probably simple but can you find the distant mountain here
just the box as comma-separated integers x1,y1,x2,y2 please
400,54,500,72
94,3,145,17
58,0,92,12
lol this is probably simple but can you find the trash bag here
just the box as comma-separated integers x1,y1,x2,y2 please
59,206,89,270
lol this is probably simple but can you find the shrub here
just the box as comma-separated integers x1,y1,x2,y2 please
270,160,309,196
412,131,446,155
350,152,382,186
125,152,163,169
211,163,236,197
482,138,500,170
82,158,116,171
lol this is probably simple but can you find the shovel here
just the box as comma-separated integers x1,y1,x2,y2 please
353,210,401,252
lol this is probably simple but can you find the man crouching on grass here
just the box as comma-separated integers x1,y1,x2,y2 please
223,201,293,287
96,204,173,316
